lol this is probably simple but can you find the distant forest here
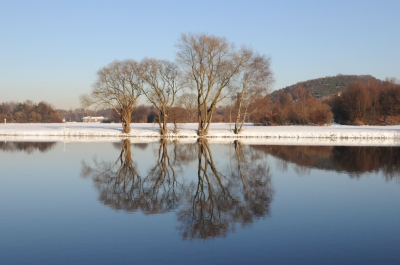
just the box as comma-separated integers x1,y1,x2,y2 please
279,74,380,99
251,75,400,125
0,100,62,123
1,75,399,126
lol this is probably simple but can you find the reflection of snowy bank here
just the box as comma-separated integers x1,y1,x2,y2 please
1,136,399,146
0,123,400,145
206,137,400,146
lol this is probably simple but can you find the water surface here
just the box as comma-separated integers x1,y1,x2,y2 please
1,140,399,265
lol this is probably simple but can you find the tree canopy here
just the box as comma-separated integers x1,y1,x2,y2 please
80,60,143,133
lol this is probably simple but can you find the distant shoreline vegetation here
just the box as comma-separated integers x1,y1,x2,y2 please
0,100,62,123
2,75,399,127
252,75,400,126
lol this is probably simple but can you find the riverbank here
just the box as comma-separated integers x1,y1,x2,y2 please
1,123,400,146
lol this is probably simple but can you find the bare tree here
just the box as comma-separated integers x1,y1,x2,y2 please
231,48,274,134
139,59,184,135
176,33,241,136
80,60,143,133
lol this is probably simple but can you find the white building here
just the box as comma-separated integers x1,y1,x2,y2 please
82,116,106,123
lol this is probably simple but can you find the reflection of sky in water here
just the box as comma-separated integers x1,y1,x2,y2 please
1,141,400,265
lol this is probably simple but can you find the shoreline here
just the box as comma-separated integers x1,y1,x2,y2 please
1,123,400,146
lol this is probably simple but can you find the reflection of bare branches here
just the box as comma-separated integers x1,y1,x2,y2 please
81,140,143,212
83,140,275,240
171,141,197,164
178,139,237,239
112,142,148,151
0,142,56,154
144,140,182,213
294,165,311,176
82,139,184,214
177,140,274,240
233,141,274,221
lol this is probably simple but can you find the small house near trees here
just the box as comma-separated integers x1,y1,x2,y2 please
82,116,107,123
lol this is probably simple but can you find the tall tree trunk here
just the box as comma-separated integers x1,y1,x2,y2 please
234,94,243,134
198,95,204,136
162,107,168,135
158,108,169,135
121,108,132,133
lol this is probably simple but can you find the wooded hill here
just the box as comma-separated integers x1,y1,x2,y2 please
276,74,380,99
250,75,400,126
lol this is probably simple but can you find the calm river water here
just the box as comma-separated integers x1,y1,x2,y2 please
0,140,399,265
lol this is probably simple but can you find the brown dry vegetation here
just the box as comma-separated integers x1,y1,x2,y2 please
326,80,400,125
0,100,62,123
250,86,333,125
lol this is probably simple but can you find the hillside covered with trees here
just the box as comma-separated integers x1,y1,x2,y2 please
250,77,400,126
278,74,380,99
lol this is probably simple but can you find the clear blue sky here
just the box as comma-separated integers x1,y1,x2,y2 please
1,0,399,109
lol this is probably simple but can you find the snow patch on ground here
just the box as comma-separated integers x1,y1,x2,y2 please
1,123,400,145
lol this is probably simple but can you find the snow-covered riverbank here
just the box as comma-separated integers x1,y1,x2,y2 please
1,123,400,146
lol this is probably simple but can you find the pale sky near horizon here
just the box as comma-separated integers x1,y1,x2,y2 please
1,0,399,109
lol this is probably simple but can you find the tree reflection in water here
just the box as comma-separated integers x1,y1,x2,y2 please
233,141,274,220
332,146,400,180
81,139,143,212
0,141,56,154
81,139,274,239
177,140,274,240
252,145,400,180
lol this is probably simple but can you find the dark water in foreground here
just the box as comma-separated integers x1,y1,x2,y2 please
0,140,399,265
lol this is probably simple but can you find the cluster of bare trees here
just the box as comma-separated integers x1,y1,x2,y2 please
80,33,274,135
0,100,62,123
327,79,400,125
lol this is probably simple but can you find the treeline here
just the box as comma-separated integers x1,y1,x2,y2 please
281,74,380,99
250,78,400,126
0,100,62,123
5,78,399,127
327,79,400,125
250,86,333,125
